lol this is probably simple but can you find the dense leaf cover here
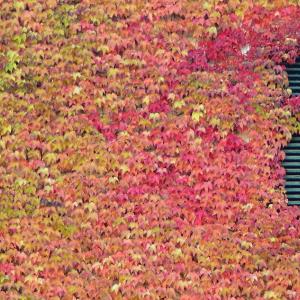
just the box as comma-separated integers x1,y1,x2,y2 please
0,0,300,299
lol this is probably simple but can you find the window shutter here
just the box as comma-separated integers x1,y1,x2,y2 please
283,135,300,205
286,57,300,96
283,57,300,205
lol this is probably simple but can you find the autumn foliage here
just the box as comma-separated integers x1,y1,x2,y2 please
1,0,300,299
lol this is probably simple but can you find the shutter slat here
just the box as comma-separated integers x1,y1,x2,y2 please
285,143,300,148
285,181,300,186
282,162,300,167
283,156,300,164
288,201,300,205
285,169,300,174
286,68,300,72
286,188,300,193
290,137,300,141
285,194,300,199
285,149,300,154
285,175,300,180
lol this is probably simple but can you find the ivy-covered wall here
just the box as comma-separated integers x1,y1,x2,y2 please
0,0,300,298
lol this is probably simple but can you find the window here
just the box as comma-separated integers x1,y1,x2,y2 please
283,57,300,205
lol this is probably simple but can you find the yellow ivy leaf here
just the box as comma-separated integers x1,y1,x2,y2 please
1,124,12,135
207,26,218,37
143,96,151,105
107,68,118,78
192,111,203,122
111,283,121,293
38,167,49,176
171,248,183,259
119,164,129,174
264,290,281,299
173,100,185,109
15,178,27,187
44,152,57,165
149,113,160,120
203,2,212,10
73,86,82,95
209,117,220,127
109,176,119,184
